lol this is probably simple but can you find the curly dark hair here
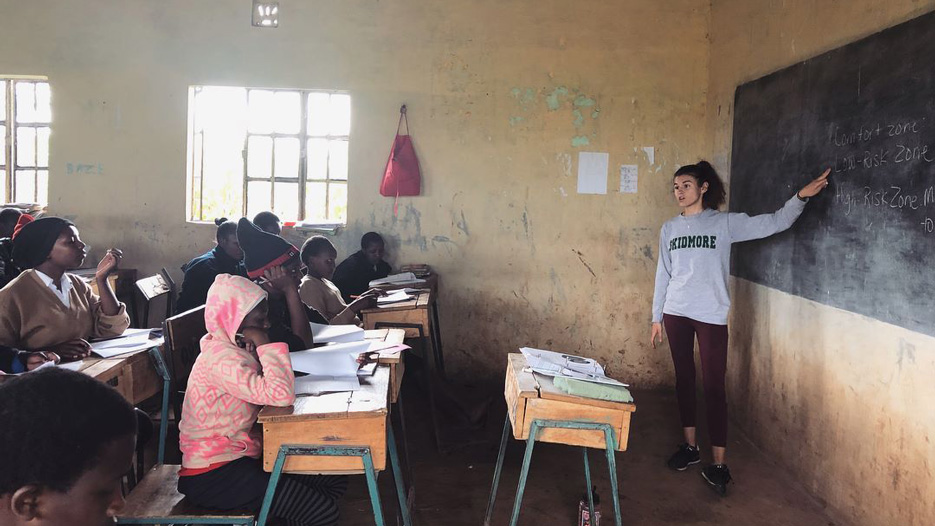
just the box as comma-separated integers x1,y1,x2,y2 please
300,235,337,266
0,368,136,495
674,160,727,210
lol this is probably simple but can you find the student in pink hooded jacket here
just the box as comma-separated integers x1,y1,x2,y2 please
177,274,346,526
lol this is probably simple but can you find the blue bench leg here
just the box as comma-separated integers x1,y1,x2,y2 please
508,420,540,526
484,415,512,526
387,425,412,526
602,428,622,526
583,447,596,524
147,347,171,465
361,448,386,526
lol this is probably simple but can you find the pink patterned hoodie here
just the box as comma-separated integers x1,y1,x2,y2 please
179,274,295,469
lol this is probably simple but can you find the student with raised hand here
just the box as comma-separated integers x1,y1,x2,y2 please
0,217,130,361
332,232,392,302
299,236,380,326
177,274,346,525
650,161,830,495
0,367,138,526
176,218,246,313
253,211,282,235
237,218,326,351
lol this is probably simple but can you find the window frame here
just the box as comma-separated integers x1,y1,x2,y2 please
1,77,51,205
187,86,350,224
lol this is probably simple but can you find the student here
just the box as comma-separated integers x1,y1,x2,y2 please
237,218,326,351
0,346,59,375
177,274,346,524
253,211,282,235
0,217,130,360
0,367,137,526
176,218,246,312
650,161,830,494
332,232,392,302
0,209,23,288
299,236,380,326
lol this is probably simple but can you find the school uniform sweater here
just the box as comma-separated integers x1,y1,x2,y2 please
177,247,247,312
651,195,807,325
332,251,391,302
179,274,295,469
298,275,360,326
0,269,130,350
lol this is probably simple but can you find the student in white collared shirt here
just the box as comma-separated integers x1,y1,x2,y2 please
0,217,130,361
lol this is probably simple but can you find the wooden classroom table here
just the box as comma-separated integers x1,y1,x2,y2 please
364,328,406,404
77,346,164,405
360,289,434,338
257,365,391,475
504,353,636,450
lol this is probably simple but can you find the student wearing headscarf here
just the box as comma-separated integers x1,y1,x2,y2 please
236,218,326,351
0,217,130,360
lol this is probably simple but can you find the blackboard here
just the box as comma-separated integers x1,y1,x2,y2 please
730,11,935,337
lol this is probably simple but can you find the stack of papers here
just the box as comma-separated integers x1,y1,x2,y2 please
90,329,164,358
377,290,414,307
369,272,427,288
519,347,628,387
309,323,365,343
290,341,370,395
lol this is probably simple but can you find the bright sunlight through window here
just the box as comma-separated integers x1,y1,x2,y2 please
2,78,51,205
186,86,350,224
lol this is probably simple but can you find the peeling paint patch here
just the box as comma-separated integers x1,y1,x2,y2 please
591,110,600,119
572,109,584,128
573,95,596,107
571,136,590,147
521,207,530,238
556,152,572,177
509,116,524,127
546,87,569,111
559,186,567,197
432,235,454,243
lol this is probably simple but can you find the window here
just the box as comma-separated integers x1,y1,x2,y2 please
1,78,51,205
187,86,350,224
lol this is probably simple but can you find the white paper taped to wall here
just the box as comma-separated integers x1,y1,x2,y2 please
577,152,609,194
620,164,638,193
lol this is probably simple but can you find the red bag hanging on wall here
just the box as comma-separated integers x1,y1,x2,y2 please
380,105,421,210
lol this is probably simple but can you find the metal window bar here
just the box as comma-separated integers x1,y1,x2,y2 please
1,80,8,201
2,79,50,205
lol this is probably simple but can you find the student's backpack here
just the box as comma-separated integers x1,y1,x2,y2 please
380,105,421,212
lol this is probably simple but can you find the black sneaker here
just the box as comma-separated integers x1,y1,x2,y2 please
702,464,732,495
666,443,700,471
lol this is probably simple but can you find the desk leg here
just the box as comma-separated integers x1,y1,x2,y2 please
583,448,596,525
508,420,541,526
430,303,445,378
392,389,414,507
387,425,413,526
602,428,622,526
484,416,511,526
147,347,171,465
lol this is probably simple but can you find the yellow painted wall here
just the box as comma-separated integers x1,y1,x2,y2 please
708,2,935,525
0,0,710,384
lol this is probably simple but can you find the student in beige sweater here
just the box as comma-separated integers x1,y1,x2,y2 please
0,217,129,360
298,236,380,326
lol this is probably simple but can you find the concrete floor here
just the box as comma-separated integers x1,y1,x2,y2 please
338,380,849,526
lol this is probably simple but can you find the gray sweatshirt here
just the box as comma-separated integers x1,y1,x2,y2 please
651,195,807,325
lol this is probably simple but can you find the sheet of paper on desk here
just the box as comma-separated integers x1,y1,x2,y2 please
90,329,165,358
377,290,413,306
294,375,360,395
289,341,369,375
309,322,365,343
520,347,628,387
369,272,426,287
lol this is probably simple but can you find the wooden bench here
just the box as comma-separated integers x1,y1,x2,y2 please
116,465,254,525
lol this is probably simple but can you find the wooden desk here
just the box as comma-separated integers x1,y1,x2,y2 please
78,347,164,405
504,353,636,451
258,366,391,474
365,328,406,403
361,288,445,377
373,273,439,296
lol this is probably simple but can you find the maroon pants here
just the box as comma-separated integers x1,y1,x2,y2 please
663,314,729,448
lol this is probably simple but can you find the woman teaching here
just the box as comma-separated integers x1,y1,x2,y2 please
650,161,830,495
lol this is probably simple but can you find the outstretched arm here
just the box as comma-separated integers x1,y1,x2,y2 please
729,168,830,243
